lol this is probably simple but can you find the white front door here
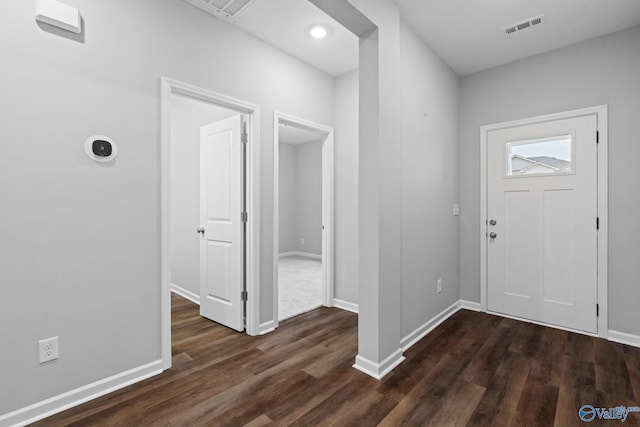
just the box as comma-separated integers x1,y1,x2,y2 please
199,114,245,332
487,114,598,333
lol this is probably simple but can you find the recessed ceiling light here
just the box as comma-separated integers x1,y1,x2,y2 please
309,25,328,40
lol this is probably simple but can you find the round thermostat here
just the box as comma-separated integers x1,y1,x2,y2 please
85,135,117,162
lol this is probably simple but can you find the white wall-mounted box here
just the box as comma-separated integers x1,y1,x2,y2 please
35,0,81,34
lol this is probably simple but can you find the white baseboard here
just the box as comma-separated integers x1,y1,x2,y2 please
0,360,163,427
460,300,482,311
259,320,276,335
608,330,640,348
278,251,297,258
334,298,358,314
278,251,322,260
353,348,405,380
170,283,200,305
295,251,322,260
401,301,461,351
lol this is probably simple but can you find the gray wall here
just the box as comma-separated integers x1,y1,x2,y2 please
400,21,461,338
0,0,334,416
460,26,640,336
278,142,297,253
295,141,323,256
278,141,323,256
351,0,405,363
334,70,359,304
170,94,236,296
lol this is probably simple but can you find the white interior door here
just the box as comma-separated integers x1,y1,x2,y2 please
199,114,245,332
487,114,598,333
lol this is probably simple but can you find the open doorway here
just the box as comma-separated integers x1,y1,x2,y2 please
170,94,247,331
169,93,238,305
273,112,334,324
160,77,261,369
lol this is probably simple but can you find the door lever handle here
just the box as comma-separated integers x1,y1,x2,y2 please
197,227,205,235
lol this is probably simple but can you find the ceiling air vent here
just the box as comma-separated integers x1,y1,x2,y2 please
505,26,517,35
504,15,545,35
530,16,544,26
183,0,257,23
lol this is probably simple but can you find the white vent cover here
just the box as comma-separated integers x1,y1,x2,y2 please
504,15,545,35
183,0,256,23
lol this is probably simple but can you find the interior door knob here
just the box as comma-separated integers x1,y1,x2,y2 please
197,227,205,235
489,232,497,239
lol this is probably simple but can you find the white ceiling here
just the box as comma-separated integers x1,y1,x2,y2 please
233,0,358,77
192,0,640,77
395,0,640,76
278,123,323,145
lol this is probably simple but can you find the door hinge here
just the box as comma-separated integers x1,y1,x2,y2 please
597,303,599,317
242,132,248,144
596,131,599,144
242,211,248,222
596,217,600,230
241,290,248,302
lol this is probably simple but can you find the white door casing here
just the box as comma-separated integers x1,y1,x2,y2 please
479,105,609,339
199,115,245,332
161,77,261,370
272,111,334,330
480,105,608,338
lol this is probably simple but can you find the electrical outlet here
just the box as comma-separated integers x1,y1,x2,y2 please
453,203,460,216
39,337,59,363
300,238,304,245
437,278,443,294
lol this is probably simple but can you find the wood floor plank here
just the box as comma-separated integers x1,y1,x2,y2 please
554,356,598,427
529,326,567,387
200,370,318,427
460,321,520,387
69,349,260,427
625,351,640,403
565,331,595,362
510,322,544,358
283,373,382,427
331,388,398,427
378,337,480,426
466,350,531,427
426,379,486,427
377,311,495,403
594,338,637,404
243,414,274,427
512,376,559,427
166,369,309,426
301,331,357,378
32,298,640,427
264,363,355,425
255,308,349,352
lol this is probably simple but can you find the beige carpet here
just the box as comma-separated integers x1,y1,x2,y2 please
278,255,322,321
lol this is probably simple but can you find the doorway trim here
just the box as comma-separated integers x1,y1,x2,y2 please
273,111,334,328
160,77,261,369
479,105,608,339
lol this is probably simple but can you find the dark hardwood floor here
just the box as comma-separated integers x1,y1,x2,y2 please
34,293,640,426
